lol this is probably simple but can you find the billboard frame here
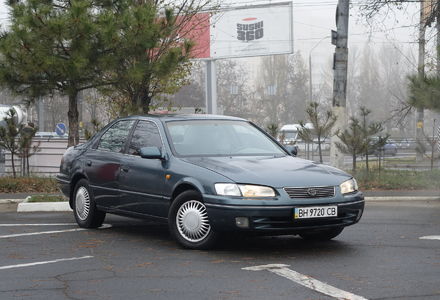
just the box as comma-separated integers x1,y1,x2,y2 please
201,2,294,115
203,1,294,60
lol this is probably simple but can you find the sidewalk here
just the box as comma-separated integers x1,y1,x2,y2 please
0,190,438,213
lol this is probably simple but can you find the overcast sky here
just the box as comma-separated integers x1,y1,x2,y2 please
225,0,422,86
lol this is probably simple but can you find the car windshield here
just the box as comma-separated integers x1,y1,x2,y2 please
166,120,286,157
282,132,297,139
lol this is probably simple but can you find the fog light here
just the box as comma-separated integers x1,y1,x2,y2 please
235,217,249,228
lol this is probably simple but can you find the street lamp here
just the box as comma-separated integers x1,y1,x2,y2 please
309,36,330,104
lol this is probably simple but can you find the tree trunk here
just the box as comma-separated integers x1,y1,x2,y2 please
11,152,16,178
27,154,30,176
318,136,323,163
67,91,80,147
131,88,152,115
352,154,356,172
365,151,369,172
140,89,151,114
21,156,25,177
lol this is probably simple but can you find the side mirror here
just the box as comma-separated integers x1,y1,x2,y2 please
139,147,163,159
285,145,298,157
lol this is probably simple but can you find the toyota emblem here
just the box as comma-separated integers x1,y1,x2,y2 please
307,188,317,197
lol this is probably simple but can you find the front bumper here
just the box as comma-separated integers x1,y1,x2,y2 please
56,174,70,198
204,194,364,234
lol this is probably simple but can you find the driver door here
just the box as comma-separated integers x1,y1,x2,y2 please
118,120,168,217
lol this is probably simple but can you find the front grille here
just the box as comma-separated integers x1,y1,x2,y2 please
284,186,335,199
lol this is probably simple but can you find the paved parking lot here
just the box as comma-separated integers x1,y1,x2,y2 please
0,201,439,300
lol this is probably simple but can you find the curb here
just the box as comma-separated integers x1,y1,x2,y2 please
0,199,26,204
17,202,72,212
6,196,439,212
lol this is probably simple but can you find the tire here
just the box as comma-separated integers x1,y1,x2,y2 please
168,190,218,250
73,179,106,228
299,227,344,241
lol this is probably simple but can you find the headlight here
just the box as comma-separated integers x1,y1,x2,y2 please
215,183,276,198
340,178,358,195
214,183,241,196
239,185,276,197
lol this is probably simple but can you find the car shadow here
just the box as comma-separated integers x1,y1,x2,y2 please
101,215,357,258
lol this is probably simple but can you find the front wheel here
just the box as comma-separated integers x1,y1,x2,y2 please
73,179,106,228
168,191,218,249
299,227,344,241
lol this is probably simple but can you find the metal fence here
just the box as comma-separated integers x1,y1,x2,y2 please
1,138,85,177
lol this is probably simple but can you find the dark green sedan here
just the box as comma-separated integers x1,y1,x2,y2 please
57,115,364,249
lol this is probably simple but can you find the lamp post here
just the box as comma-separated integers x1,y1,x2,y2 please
309,36,330,104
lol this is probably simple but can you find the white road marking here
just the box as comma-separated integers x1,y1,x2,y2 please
419,235,440,240
0,228,86,239
0,224,112,239
0,223,77,227
0,256,93,270
243,264,368,300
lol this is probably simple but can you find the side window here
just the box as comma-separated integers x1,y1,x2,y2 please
128,121,162,156
97,120,135,153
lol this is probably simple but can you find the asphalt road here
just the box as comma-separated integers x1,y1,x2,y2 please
0,201,439,300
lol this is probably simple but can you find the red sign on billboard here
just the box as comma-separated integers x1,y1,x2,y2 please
179,13,210,59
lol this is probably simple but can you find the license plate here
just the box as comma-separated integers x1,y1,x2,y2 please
294,206,338,219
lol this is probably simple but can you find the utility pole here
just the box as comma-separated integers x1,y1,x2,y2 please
205,60,218,115
437,1,440,77
416,0,427,162
309,53,313,105
330,0,349,169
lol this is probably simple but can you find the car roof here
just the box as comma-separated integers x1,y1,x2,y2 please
120,114,247,122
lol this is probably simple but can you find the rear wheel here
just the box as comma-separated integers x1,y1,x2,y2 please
299,227,344,241
73,179,105,228
168,190,218,249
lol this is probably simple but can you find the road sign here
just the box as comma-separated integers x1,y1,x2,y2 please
55,123,66,136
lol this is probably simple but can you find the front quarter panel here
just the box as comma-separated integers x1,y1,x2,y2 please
57,146,87,199
165,157,234,202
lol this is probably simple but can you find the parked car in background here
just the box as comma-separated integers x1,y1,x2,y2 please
375,140,398,156
279,123,303,144
58,115,364,249
396,138,412,149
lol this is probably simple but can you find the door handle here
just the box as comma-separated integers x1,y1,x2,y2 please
86,160,92,166
121,166,129,172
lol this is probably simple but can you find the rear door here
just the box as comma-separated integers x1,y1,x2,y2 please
118,120,168,217
83,120,135,210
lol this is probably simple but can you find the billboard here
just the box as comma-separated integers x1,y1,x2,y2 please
187,2,293,59
210,2,293,59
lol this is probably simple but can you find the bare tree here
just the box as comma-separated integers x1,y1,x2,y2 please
255,53,309,127
217,60,251,118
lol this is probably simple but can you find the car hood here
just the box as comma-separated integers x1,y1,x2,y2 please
181,156,351,188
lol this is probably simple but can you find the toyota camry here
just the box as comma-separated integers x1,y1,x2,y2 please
57,114,364,249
